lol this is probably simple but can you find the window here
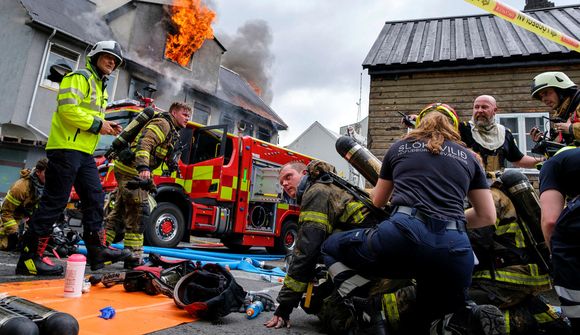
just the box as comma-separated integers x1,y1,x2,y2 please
496,112,548,162
40,44,79,90
257,127,271,142
105,71,118,101
220,113,235,133
192,102,210,125
128,77,154,100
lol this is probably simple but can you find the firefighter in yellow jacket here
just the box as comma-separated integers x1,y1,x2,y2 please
0,159,47,251
105,102,191,269
17,41,130,276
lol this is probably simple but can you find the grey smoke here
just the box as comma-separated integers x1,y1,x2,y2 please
220,20,275,104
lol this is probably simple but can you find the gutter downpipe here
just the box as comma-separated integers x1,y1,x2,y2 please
26,29,56,139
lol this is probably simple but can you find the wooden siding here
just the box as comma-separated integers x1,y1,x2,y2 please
367,64,580,159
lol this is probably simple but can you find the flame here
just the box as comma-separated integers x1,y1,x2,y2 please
248,80,262,97
165,0,216,67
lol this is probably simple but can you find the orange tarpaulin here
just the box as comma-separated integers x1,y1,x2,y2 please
0,279,194,335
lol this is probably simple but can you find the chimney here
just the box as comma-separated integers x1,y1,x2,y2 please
524,0,555,10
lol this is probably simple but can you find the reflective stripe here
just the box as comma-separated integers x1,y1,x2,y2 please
155,147,168,157
299,211,332,232
105,230,116,245
534,311,555,324
135,150,151,159
328,261,351,278
504,310,510,334
57,98,78,106
382,293,400,329
60,86,85,100
3,219,18,229
561,305,580,318
283,275,307,293
146,124,167,142
4,193,21,206
337,274,370,297
114,160,138,176
495,222,526,248
555,285,580,303
472,266,551,286
339,201,366,224
124,233,144,248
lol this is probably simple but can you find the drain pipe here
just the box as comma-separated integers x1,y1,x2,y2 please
26,29,56,140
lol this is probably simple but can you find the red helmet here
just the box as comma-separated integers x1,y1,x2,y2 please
416,103,459,130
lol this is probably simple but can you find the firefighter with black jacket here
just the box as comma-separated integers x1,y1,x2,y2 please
0,159,47,251
530,72,580,146
105,102,191,269
264,160,378,329
16,41,130,276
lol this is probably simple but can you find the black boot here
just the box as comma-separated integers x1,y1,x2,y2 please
352,295,388,335
433,302,506,335
123,254,144,270
85,230,131,271
15,233,63,276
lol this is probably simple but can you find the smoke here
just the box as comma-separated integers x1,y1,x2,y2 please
220,20,275,104
68,9,110,42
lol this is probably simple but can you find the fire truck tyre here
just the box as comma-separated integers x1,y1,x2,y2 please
145,202,185,248
267,220,298,255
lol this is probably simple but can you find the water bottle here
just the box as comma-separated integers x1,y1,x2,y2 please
246,301,264,319
64,254,86,298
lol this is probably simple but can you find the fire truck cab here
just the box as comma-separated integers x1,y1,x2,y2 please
92,100,313,254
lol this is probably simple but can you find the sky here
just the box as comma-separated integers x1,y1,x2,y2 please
211,0,579,146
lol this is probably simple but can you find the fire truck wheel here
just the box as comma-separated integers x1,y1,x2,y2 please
145,202,185,248
267,220,298,255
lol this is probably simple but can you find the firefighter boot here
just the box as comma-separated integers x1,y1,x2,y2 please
85,230,131,271
123,253,144,270
15,233,63,276
434,303,506,335
352,295,388,335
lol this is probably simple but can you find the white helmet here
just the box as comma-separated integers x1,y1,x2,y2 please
531,71,577,99
87,40,124,70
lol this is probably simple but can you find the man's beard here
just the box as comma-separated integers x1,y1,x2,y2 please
474,116,493,128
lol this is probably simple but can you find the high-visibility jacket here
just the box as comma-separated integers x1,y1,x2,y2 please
46,62,107,154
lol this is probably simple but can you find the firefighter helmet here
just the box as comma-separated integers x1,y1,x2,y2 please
416,103,459,130
87,40,124,70
531,72,577,99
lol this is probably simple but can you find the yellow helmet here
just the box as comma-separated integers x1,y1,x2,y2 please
416,103,459,130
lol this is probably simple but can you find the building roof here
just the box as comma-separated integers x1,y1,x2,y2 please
286,121,338,148
217,66,287,130
20,0,114,45
363,4,580,75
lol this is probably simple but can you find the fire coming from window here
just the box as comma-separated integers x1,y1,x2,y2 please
164,0,216,67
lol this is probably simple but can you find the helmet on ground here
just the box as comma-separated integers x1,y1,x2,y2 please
531,72,577,99
416,103,459,130
173,263,246,320
87,40,124,70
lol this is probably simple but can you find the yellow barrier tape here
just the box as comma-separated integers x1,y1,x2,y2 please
464,0,580,53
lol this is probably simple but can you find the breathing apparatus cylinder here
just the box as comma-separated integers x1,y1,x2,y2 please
0,296,79,335
0,305,39,335
105,107,156,160
335,135,382,186
499,170,543,244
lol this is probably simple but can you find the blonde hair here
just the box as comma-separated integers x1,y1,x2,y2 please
403,112,464,154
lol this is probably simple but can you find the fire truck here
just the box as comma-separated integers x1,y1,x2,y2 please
80,98,313,254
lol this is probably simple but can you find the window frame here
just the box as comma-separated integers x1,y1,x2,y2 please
495,112,549,172
192,101,211,125
39,43,80,91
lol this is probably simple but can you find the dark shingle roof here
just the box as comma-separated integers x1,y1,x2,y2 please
217,67,287,130
363,5,580,74
20,0,113,45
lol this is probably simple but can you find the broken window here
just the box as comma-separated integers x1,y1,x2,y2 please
40,44,79,90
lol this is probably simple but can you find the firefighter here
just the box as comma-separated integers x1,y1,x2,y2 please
16,40,130,276
264,160,379,329
322,105,503,333
539,146,580,333
530,72,580,145
0,158,47,251
459,95,543,173
105,102,191,269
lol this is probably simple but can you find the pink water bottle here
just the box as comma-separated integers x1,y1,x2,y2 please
64,254,86,298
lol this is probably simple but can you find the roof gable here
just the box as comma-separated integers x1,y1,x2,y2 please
217,66,287,129
364,5,580,74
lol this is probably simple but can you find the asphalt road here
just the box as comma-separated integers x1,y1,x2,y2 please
0,243,322,335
